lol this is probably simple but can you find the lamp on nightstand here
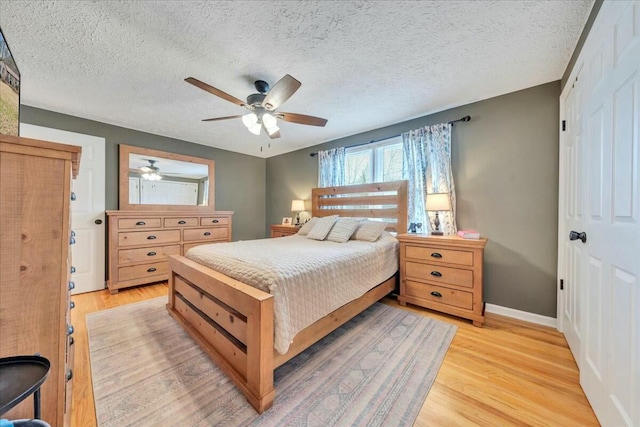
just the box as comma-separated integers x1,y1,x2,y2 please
425,193,451,235
291,199,305,226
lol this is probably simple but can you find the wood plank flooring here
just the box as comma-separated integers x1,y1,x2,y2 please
70,284,599,426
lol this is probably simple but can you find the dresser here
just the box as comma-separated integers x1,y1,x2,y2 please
397,234,488,326
270,224,299,237
106,210,233,293
0,134,81,426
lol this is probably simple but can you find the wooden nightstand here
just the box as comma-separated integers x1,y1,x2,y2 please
397,234,488,326
270,224,299,238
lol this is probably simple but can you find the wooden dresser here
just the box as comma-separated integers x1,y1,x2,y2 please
106,210,233,293
270,224,299,237
397,234,488,326
0,134,81,426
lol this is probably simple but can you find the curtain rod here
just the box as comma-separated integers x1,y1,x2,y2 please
309,115,470,157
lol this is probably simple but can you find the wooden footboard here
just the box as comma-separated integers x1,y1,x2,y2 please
166,255,396,413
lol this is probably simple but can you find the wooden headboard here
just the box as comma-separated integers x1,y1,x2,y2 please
311,180,408,234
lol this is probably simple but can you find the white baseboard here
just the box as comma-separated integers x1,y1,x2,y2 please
485,303,557,329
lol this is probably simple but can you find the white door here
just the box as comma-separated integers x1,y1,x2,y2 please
558,1,639,425
559,72,584,364
20,124,106,294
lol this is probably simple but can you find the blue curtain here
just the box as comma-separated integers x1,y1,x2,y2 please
317,147,346,187
402,123,457,235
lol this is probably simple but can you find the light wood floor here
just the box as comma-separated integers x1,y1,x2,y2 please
70,283,599,427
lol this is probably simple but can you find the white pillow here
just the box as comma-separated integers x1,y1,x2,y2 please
326,218,360,243
352,220,388,242
305,215,339,240
297,217,319,236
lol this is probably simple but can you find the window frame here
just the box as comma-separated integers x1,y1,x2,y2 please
345,136,403,185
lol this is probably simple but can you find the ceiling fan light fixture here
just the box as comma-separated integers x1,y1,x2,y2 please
266,124,280,136
262,113,277,128
242,113,258,128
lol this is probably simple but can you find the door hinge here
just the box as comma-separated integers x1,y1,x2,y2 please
560,279,564,290
562,120,566,131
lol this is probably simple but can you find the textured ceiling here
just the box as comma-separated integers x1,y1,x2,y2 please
0,1,593,158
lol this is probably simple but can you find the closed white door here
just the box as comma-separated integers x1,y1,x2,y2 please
559,1,639,425
20,124,106,294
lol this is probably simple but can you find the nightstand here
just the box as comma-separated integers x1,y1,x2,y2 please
270,224,299,238
397,234,488,326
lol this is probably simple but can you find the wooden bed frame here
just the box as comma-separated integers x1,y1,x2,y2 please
166,180,408,413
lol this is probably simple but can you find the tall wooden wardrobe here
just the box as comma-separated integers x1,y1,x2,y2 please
0,134,81,426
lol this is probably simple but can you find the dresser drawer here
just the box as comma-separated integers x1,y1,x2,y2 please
118,244,181,264
405,261,473,288
164,217,198,227
405,280,473,310
405,245,473,266
118,261,169,282
118,229,181,247
184,227,228,242
118,217,162,229
200,216,230,226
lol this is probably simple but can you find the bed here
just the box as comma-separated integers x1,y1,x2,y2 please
166,180,408,413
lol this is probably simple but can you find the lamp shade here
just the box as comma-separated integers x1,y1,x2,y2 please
291,199,305,212
425,193,451,211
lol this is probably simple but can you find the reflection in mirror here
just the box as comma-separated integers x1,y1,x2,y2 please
128,153,209,206
118,144,215,211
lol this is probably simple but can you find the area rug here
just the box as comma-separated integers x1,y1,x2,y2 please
87,297,456,427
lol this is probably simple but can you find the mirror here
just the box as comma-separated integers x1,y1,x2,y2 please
119,144,215,211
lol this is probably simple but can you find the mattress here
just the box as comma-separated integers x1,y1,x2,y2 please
185,232,399,354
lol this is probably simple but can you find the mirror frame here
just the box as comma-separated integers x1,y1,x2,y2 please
119,144,216,211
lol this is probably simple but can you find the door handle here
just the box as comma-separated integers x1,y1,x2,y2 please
569,231,587,243
95,219,102,225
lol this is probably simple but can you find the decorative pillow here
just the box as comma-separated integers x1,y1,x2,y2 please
305,215,339,241
326,217,360,243
297,217,319,236
352,220,388,242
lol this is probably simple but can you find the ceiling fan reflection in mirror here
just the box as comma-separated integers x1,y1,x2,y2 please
185,74,328,140
139,159,162,181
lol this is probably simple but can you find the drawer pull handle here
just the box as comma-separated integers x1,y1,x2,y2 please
204,232,211,236
147,235,157,240
68,281,75,290
430,291,443,298
67,325,74,336
147,251,157,256
430,252,442,258
212,219,219,223
70,266,76,274
70,301,75,309
178,220,186,224
66,369,73,382
69,336,74,346
430,271,442,277
136,221,146,226
147,267,157,273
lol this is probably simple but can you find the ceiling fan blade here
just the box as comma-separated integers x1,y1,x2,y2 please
185,77,246,107
201,115,243,122
276,112,328,127
262,121,281,139
262,74,301,111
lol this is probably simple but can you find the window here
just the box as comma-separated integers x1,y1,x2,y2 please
345,137,403,185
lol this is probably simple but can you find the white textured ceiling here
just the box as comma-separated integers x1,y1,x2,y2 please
0,1,593,158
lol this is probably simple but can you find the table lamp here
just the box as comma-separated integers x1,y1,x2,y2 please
291,199,305,226
425,193,451,235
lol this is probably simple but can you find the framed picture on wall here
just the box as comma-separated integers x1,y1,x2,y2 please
282,217,292,225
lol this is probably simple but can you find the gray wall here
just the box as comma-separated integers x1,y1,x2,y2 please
21,106,267,242
266,81,561,318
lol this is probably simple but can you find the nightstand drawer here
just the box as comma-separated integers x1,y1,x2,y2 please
405,261,473,288
405,245,473,266
405,280,473,310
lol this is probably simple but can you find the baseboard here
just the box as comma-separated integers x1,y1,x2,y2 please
485,303,557,328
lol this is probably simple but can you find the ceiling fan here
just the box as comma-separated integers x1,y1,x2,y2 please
185,75,328,139
139,159,161,181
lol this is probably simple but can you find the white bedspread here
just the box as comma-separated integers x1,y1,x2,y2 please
185,233,399,354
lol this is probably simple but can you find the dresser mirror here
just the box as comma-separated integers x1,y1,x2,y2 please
119,144,215,211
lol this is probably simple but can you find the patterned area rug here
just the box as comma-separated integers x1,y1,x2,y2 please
87,297,456,427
